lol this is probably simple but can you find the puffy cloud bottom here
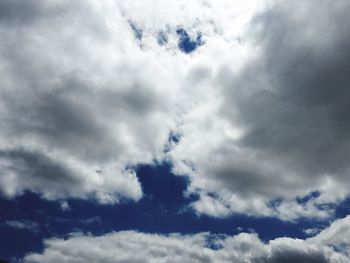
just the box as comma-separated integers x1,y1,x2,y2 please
24,216,350,263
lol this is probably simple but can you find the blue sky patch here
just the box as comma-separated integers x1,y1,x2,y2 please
157,31,168,45
0,162,340,262
129,21,143,41
176,28,204,53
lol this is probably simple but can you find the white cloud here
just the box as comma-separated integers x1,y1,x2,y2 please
304,227,321,237
311,215,350,256
24,216,350,263
1,220,39,233
1,0,350,221
59,201,70,211
0,0,263,206
0,0,179,203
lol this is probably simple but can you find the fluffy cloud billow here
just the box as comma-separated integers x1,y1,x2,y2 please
169,0,350,220
0,0,261,206
23,216,350,263
1,0,350,221
0,0,178,203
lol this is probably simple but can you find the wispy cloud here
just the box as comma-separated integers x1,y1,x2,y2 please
1,220,39,233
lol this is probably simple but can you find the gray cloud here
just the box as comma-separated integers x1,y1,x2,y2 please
232,0,350,177
227,0,350,200
0,0,176,203
170,0,350,220
263,243,329,263
1,0,348,221
0,0,46,25
0,148,80,184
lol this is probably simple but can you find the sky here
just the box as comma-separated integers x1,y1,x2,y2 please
1,0,350,262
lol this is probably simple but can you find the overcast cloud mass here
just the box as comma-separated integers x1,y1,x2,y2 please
1,0,350,261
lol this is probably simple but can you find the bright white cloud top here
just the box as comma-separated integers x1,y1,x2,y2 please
1,0,350,223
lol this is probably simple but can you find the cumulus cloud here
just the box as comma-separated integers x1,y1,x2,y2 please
0,0,262,206
24,216,350,263
1,0,350,221
0,0,180,203
311,215,350,255
169,0,350,220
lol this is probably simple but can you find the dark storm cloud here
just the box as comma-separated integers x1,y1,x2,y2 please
231,0,350,177
0,149,79,185
203,0,350,205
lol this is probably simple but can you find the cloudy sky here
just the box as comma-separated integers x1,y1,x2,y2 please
1,0,350,262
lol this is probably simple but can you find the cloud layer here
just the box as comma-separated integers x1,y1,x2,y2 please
1,0,350,220
24,216,350,263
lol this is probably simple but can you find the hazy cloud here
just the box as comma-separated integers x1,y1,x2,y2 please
1,219,39,233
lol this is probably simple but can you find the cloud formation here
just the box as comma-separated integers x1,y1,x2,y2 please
0,0,260,206
1,0,350,221
24,216,350,263
0,0,178,203
169,0,350,220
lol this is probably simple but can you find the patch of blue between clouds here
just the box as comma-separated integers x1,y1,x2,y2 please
296,191,321,204
157,31,168,45
164,131,181,153
128,23,203,53
176,28,204,53
129,21,143,41
1,162,350,261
